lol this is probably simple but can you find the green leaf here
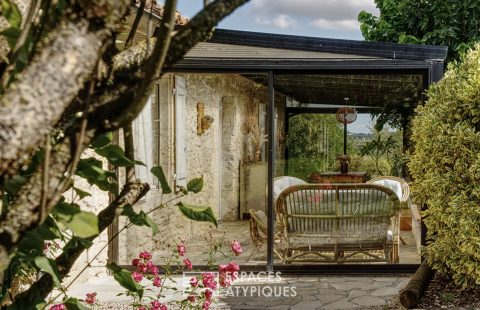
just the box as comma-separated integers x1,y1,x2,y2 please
187,177,203,193
76,157,118,194
1,0,21,28
95,145,136,167
150,166,172,194
91,132,113,149
34,256,61,286
0,26,20,49
67,211,99,238
121,205,159,235
176,202,217,227
64,297,90,310
107,262,143,297
73,187,91,200
178,186,188,195
3,175,27,195
53,201,99,238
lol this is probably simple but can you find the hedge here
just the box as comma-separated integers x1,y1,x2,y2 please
409,45,480,287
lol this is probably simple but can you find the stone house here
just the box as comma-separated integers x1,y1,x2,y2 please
69,2,449,279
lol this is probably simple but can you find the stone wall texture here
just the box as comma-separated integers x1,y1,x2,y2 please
68,73,285,274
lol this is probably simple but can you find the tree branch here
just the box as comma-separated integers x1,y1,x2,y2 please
0,0,131,182
11,181,150,306
88,0,250,131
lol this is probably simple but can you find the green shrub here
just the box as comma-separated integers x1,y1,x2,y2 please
408,45,480,287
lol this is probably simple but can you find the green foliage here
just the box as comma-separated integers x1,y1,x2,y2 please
95,144,142,167
121,205,159,235
360,130,400,176
64,297,90,310
150,166,172,194
286,114,343,180
107,262,144,298
0,0,21,48
176,202,217,227
408,45,480,287
76,157,118,194
34,256,61,286
90,132,113,149
358,0,480,62
53,201,99,238
186,177,203,193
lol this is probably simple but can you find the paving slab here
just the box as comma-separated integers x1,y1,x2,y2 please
371,287,400,297
351,295,386,307
322,297,359,310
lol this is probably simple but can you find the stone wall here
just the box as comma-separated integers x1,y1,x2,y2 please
67,73,286,271
117,73,285,263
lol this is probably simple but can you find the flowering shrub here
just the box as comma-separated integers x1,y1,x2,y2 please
106,239,243,310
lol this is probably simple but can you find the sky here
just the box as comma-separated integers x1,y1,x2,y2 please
175,0,379,40
172,1,381,133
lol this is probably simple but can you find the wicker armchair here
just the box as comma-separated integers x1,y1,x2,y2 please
276,183,400,264
367,176,411,209
367,176,413,246
248,209,284,261
248,176,306,261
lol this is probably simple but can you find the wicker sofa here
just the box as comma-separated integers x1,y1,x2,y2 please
276,183,400,264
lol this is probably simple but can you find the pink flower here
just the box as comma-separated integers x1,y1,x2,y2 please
187,295,196,302
136,307,146,310
153,276,162,287
137,263,148,273
190,277,199,287
226,262,240,272
132,258,140,266
43,242,51,253
49,304,66,310
183,258,192,270
139,251,152,260
230,240,243,256
204,288,213,301
177,244,186,256
132,271,143,282
202,300,211,310
218,264,227,272
201,272,217,290
150,301,167,310
219,273,231,288
85,292,97,304
218,261,240,287
146,260,157,273
151,265,159,275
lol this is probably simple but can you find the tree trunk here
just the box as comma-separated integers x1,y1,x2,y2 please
399,259,434,308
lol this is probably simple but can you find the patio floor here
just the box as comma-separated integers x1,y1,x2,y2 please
68,274,410,309
64,222,417,309
153,220,420,266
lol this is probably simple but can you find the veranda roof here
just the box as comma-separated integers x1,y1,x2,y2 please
174,29,447,111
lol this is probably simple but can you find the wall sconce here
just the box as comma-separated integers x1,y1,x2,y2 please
197,102,214,134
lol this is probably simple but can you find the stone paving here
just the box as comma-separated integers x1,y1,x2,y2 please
216,275,409,309
68,274,410,309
